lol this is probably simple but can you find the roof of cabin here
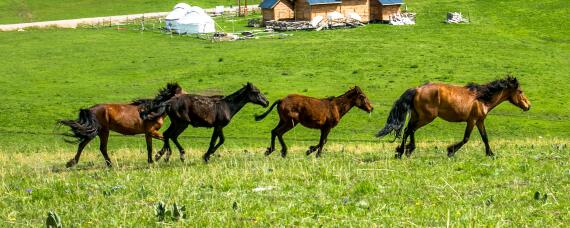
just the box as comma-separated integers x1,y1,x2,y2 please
260,0,403,9
378,0,404,5
307,0,342,5
259,0,280,9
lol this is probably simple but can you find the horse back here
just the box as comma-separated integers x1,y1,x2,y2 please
91,103,146,135
169,95,221,127
415,83,479,122
279,94,333,128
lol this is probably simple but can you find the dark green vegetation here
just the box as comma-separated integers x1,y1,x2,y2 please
0,0,261,24
0,0,568,226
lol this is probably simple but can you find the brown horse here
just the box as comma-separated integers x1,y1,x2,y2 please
59,83,184,167
255,86,374,158
376,76,531,158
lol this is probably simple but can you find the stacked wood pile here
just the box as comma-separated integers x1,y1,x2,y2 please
389,12,416,25
446,12,469,23
247,18,262,27
264,18,364,32
265,20,314,31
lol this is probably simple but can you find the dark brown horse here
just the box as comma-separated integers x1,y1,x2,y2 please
376,76,531,158
154,83,269,162
255,86,374,158
59,83,184,167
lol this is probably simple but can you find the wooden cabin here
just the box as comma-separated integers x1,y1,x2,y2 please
259,0,403,22
371,0,403,21
260,0,295,21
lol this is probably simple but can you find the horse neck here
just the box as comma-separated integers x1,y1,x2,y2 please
332,93,355,118
222,88,249,118
482,90,511,112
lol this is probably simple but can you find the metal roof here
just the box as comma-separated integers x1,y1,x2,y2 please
259,0,280,9
307,0,342,5
378,0,404,5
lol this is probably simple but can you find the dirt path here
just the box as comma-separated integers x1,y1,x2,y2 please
0,5,258,32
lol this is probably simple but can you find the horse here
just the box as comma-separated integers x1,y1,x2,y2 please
58,83,184,167
255,86,374,158
153,82,269,162
376,76,531,159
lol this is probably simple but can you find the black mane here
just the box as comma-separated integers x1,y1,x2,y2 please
137,83,182,120
466,76,519,103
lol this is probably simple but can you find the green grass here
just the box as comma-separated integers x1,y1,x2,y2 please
0,0,569,226
0,0,261,24
1,141,568,226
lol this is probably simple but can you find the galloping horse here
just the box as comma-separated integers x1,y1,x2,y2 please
255,86,374,158
376,76,531,158
153,83,269,162
59,83,184,167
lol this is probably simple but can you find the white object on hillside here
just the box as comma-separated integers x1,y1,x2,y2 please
310,16,324,27
389,13,416,25
348,12,362,22
446,12,469,24
252,186,275,192
165,3,216,34
327,11,344,21
214,6,225,15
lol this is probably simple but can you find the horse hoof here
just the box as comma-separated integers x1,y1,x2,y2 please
65,160,77,168
394,154,402,159
264,148,274,156
396,146,404,153
281,153,287,158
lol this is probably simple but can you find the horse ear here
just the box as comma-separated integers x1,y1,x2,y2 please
246,82,253,88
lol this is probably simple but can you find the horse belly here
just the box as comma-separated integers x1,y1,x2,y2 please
437,106,470,122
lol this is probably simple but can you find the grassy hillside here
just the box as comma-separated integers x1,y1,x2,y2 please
0,0,568,226
0,0,260,24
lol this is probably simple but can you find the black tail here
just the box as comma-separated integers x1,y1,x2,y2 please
254,100,281,121
376,88,416,139
58,109,100,143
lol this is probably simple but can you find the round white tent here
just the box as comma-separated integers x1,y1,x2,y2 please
165,4,215,34
176,7,215,34
165,3,192,33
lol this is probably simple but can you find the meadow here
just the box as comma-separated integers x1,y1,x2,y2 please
0,0,568,226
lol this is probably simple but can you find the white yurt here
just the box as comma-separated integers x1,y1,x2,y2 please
165,3,192,32
176,6,215,34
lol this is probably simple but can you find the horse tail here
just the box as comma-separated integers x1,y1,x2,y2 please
254,100,281,121
376,88,416,139
58,109,100,143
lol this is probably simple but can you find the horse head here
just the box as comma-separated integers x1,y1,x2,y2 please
244,82,269,107
352,86,374,113
506,78,531,111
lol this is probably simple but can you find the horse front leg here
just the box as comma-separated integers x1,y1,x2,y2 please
156,125,174,162
447,121,475,157
315,128,331,158
203,127,221,162
476,120,494,157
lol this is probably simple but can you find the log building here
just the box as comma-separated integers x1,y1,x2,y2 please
259,0,404,22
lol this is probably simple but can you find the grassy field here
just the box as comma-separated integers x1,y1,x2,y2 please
0,0,569,226
0,0,261,24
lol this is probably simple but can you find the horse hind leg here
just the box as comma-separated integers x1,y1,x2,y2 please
145,133,154,164
277,120,296,158
98,130,112,167
66,138,93,168
265,120,284,156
